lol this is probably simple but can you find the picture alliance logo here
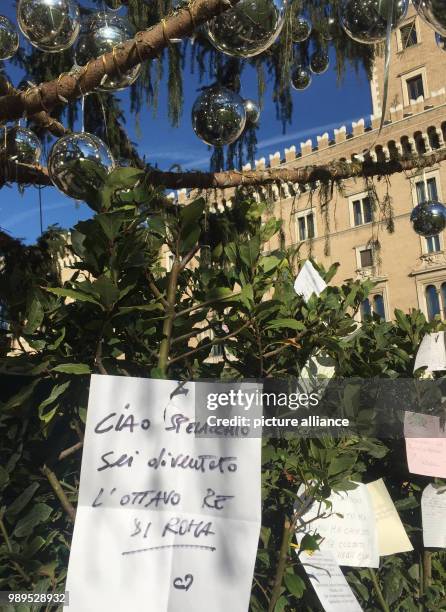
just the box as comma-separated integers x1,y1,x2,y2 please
205,389,320,412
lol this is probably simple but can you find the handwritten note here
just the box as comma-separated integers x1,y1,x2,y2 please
66,375,262,612
367,479,413,556
294,260,327,302
296,483,379,568
300,549,363,612
414,332,446,372
421,484,446,548
299,351,335,397
404,411,446,478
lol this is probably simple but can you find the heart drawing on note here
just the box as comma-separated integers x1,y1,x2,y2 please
173,574,194,592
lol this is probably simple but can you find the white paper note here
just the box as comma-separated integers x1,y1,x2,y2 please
421,483,446,548
66,375,262,612
404,411,446,479
296,483,379,568
414,332,446,372
300,549,363,611
367,479,413,556
294,260,327,302
299,351,336,397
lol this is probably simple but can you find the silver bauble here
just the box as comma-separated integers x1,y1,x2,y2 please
3,126,41,164
292,16,312,42
76,13,141,92
413,0,446,37
192,86,247,146
410,201,446,237
48,132,115,200
105,0,123,9
436,32,446,50
341,0,408,44
310,50,329,74
0,16,19,60
320,15,337,40
291,64,312,90
204,0,287,58
244,99,260,125
17,0,80,53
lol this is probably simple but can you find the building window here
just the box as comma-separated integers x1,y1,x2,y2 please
415,176,438,204
360,294,386,321
373,294,386,319
400,22,418,48
425,284,442,321
360,248,374,268
297,211,315,241
415,176,442,253
352,196,373,226
407,74,424,101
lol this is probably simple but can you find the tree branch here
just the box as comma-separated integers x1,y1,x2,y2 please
0,0,241,123
0,76,69,138
5,149,446,192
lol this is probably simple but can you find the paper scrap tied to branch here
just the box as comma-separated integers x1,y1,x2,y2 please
295,483,379,568
294,260,327,302
366,479,413,556
65,375,262,612
414,332,446,373
421,483,446,548
300,549,363,612
404,411,446,478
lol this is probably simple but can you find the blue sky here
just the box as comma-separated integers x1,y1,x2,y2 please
0,2,372,243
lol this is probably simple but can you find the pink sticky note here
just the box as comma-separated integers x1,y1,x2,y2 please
404,412,446,479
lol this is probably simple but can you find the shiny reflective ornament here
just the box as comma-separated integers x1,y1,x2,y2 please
341,0,408,44
17,0,80,53
320,15,337,40
204,0,287,58
48,132,115,200
104,0,124,9
436,32,446,50
413,0,446,37
0,16,19,60
192,86,247,146
244,99,260,125
291,64,312,90
3,126,41,164
292,16,311,42
76,13,141,92
410,201,446,237
310,50,329,74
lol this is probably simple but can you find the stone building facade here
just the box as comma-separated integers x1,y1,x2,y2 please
173,5,446,323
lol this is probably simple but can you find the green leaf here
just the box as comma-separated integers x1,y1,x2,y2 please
96,212,124,241
328,454,357,477
23,299,44,335
92,276,120,309
2,380,39,411
13,503,52,538
239,235,260,268
274,595,288,612
45,287,102,307
0,465,10,490
179,197,205,226
266,318,304,331
299,533,321,552
6,482,40,518
38,381,70,420
260,255,281,273
284,573,305,598
51,363,91,375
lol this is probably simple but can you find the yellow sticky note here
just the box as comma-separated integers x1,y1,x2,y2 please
367,479,413,556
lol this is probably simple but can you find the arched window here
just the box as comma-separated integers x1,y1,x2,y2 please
361,299,372,320
426,285,441,321
441,283,446,318
373,295,386,320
